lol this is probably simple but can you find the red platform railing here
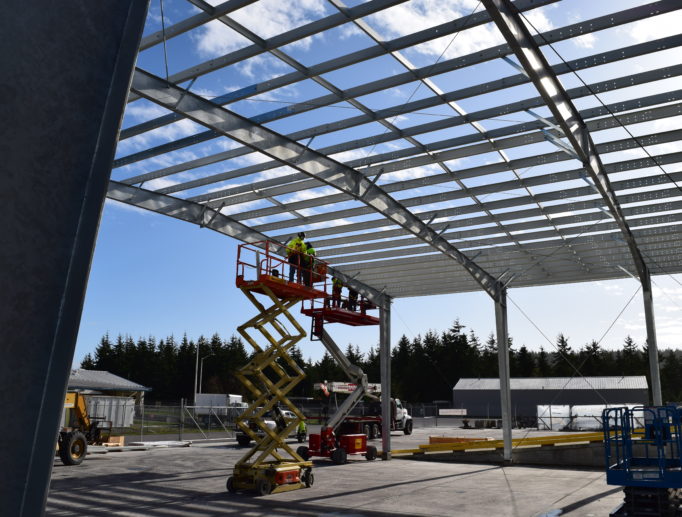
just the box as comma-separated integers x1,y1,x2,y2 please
235,241,328,300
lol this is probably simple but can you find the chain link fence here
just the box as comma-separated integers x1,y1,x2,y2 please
90,399,459,443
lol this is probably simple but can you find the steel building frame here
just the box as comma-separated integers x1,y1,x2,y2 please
110,0,682,460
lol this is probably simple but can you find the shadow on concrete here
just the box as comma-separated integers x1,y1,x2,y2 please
47,465,500,516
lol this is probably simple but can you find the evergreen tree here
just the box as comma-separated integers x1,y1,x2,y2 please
535,346,551,377
93,333,114,371
80,353,96,369
620,335,642,375
579,340,603,376
552,333,574,376
481,333,498,377
364,346,381,384
514,345,535,377
391,335,413,400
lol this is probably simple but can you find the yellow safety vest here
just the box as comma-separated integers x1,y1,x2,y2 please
287,237,306,256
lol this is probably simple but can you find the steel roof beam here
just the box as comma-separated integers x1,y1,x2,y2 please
320,203,682,262
223,125,682,222
307,184,682,251
215,84,682,205
484,0,650,277
484,0,666,405
119,0,556,146
340,229,682,288
127,0,410,103
189,58,682,208
138,0,258,51
251,149,682,233
106,181,386,305
336,224,682,274
115,0,667,170
327,211,682,267
130,69,506,300
271,158,682,244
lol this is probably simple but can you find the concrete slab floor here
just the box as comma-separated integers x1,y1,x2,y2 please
47,427,623,516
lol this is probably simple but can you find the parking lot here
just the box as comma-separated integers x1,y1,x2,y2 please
47,425,623,516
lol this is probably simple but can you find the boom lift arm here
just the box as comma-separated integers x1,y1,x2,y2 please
319,329,372,431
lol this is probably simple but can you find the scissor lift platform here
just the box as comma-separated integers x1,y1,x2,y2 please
237,273,327,300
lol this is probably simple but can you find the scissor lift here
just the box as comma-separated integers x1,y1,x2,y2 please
603,406,682,516
227,241,327,496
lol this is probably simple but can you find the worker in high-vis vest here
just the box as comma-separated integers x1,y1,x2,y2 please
302,241,316,286
287,231,306,282
331,276,343,308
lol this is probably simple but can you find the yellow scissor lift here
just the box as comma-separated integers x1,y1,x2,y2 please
227,241,328,496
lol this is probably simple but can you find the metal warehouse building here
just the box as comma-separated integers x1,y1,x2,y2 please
452,377,649,419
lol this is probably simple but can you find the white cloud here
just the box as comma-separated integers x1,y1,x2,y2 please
193,0,327,58
573,33,596,49
125,103,169,121
117,118,203,154
340,23,362,40
623,11,682,44
144,177,180,191
366,1,552,61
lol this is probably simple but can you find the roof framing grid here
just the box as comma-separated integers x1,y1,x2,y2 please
129,67,506,301
110,0,682,300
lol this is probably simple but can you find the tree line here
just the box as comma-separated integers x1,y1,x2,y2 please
81,320,682,404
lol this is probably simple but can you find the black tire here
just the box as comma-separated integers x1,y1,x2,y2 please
226,476,237,493
363,424,371,439
331,447,347,465
256,478,272,496
236,434,251,447
371,423,380,440
403,419,413,435
59,431,87,466
365,445,378,461
303,468,314,488
296,445,309,461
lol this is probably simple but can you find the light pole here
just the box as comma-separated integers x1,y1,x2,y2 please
199,353,214,394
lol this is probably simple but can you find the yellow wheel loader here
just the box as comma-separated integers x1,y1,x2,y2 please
58,392,112,465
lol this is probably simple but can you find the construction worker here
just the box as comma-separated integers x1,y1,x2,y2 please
296,418,307,443
331,276,343,308
302,241,316,286
286,231,306,283
347,287,358,312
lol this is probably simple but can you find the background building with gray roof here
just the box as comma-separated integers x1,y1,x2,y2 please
453,376,649,419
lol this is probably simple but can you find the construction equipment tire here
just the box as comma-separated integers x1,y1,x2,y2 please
331,447,347,465
226,476,237,493
256,479,272,496
296,445,309,461
365,445,378,461
59,431,87,466
236,434,251,447
303,468,314,487
403,419,413,435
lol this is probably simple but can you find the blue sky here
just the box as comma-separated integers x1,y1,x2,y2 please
75,0,682,367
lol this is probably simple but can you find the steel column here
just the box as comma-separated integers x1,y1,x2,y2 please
641,271,663,405
0,2,149,515
380,298,392,460
495,288,513,462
